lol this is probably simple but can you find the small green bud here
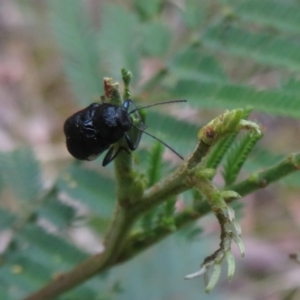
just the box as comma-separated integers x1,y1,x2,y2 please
221,190,241,201
226,251,235,281
121,68,132,86
205,264,221,293
195,168,216,179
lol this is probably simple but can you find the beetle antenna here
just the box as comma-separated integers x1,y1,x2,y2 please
129,99,187,114
131,123,184,160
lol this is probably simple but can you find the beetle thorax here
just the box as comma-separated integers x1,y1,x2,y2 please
115,107,132,131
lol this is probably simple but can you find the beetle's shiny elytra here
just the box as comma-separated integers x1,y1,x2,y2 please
64,99,186,166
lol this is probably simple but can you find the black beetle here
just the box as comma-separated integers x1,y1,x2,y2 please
64,98,186,166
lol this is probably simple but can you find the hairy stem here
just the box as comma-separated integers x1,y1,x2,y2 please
118,152,300,264
230,152,300,196
24,139,210,300
24,113,297,300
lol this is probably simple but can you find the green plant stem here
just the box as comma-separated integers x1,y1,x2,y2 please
23,110,254,300
24,155,139,300
24,138,210,300
117,206,207,263
229,152,300,196
132,140,211,215
118,152,300,263
114,150,135,204
24,86,139,299
24,115,299,300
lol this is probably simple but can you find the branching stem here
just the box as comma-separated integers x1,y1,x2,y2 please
23,96,300,300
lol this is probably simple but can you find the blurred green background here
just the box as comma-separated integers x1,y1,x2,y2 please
0,0,300,299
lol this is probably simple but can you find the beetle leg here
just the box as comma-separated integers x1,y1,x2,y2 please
124,133,135,150
125,131,143,151
102,146,129,166
122,99,133,110
100,95,106,103
102,147,114,166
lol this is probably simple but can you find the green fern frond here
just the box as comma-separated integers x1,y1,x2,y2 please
139,69,168,92
141,142,164,230
179,0,208,29
169,46,227,82
63,286,99,300
99,4,141,81
16,225,87,265
174,80,300,118
162,198,176,217
157,197,176,231
49,0,102,106
0,207,17,229
145,110,199,156
133,0,164,20
281,78,300,94
205,133,238,169
147,142,164,187
0,148,42,204
140,21,171,56
57,165,115,218
202,23,300,72
38,192,76,230
223,132,262,186
0,285,9,299
0,264,45,296
0,224,89,297
281,172,300,188
205,109,251,169
3,255,52,287
244,147,283,172
244,147,300,189
235,0,300,34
